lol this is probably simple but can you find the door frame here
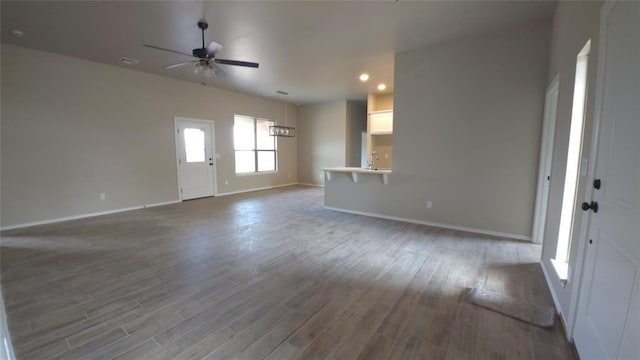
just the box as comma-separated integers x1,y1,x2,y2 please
532,74,560,244
174,117,218,201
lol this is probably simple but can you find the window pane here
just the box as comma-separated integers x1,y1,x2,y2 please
256,119,275,150
184,128,205,163
234,116,255,150
257,151,276,172
235,151,255,173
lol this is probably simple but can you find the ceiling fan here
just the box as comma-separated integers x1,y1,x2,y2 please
143,19,259,78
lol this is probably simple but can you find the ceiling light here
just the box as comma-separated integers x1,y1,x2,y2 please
377,83,387,91
119,57,140,66
359,73,370,82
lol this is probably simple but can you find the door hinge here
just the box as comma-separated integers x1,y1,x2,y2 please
177,128,180,134
179,158,182,164
180,188,183,193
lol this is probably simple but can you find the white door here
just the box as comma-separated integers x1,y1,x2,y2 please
573,2,640,359
532,75,559,244
175,118,216,200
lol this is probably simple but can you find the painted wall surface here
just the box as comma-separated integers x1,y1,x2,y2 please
539,0,601,331
1,44,297,227
325,20,550,239
346,101,367,167
296,101,347,185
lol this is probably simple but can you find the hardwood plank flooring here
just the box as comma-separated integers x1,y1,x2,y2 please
1,186,575,359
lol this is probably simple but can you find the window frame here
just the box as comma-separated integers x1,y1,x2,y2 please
234,115,277,175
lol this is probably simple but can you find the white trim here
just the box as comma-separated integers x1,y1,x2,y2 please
0,288,15,360
541,260,570,340
532,74,560,244
236,171,278,177
216,183,298,197
0,200,179,231
323,206,531,241
297,182,324,188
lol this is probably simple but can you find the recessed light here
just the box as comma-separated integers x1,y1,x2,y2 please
119,57,140,66
359,73,370,82
11,29,24,38
377,83,387,91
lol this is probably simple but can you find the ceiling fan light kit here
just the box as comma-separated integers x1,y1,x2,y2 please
143,19,258,79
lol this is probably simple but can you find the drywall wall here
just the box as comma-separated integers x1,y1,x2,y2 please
1,44,297,227
296,101,347,185
346,101,367,167
325,19,551,238
539,0,601,333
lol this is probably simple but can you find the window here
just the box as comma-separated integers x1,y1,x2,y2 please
552,40,591,284
183,128,206,163
234,115,276,174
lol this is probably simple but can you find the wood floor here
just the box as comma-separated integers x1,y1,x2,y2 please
1,186,575,360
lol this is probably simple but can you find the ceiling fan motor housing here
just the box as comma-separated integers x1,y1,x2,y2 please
193,48,210,58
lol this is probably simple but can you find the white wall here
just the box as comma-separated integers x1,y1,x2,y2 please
540,0,601,332
0,44,297,228
296,101,347,185
325,20,551,239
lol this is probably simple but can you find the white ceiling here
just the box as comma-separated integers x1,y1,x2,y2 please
1,1,555,104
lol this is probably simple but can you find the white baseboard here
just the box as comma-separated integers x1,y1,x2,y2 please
216,183,298,197
323,206,531,242
0,200,179,231
297,182,324,188
540,260,570,339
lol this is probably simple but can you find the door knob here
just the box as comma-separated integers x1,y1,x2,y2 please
581,201,598,213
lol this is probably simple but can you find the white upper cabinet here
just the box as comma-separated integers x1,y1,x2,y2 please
370,110,393,134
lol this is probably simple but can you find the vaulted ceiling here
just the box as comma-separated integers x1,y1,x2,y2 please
1,1,555,104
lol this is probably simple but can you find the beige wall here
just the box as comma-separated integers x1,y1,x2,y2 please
296,101,347,185
1,44,297,227
540,0,601,330
325,20,551,239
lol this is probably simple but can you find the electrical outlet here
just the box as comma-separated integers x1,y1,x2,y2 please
224,180,229,186
426,201,432,209
100,193,106,201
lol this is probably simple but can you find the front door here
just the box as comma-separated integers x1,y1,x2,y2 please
175,118,216,200
572,2,639,359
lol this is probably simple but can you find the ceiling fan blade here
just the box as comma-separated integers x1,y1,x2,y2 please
212,63,226,78
207,40,223,56
164,61,197,69
143,44,194,58
214,59,259,68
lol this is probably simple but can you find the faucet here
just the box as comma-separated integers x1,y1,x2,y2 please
367,151,378,170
